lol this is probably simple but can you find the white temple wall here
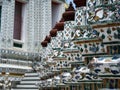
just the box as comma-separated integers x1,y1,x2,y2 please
0,0,64,53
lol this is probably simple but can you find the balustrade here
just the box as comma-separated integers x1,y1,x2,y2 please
0,48,41,60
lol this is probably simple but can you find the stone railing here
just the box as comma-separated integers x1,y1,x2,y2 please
0,67,32,74
0,58,33,73
0,58,32,66
0,49,41,61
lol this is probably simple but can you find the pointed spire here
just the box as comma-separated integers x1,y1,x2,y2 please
63,2,75,21
66,2,75,11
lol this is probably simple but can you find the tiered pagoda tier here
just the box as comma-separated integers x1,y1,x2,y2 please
38,0,120,90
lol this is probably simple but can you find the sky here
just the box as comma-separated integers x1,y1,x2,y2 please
65,0,73,4
65,0,76,9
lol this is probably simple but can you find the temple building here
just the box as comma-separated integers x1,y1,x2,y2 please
0,0,120,90
0,0,65,89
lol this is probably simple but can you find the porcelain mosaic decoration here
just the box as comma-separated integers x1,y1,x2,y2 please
63,21,75,40
92,56,120,75
75,7,87,25
51,31,63,49
34,0,120,89
87,0,120,24
71,66,102,82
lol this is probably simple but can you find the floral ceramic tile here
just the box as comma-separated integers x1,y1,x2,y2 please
87,2,120,24
75,7,87,26
63,21,75,40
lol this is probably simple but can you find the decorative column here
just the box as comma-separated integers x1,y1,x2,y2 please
30,0,52,52
33,0,42,52
118,79,120,89
0,0,15,48
40,0,52,41
81,84,84,90
25,0,35,52
23,0,52,52
92,83,94,90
